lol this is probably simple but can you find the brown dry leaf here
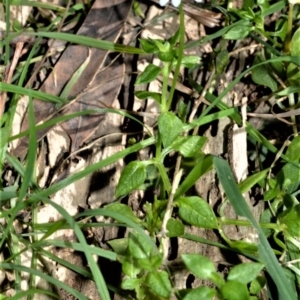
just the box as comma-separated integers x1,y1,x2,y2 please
13,0,133,158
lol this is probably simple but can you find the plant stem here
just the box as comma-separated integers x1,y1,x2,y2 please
166,3,185,111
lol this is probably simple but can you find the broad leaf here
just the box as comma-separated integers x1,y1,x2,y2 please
220,281,250,300
136,64,161,85
116,161,147,197
182,254,216,280
177,196,218,229
227,263,264,284
158,112,183,148
146,271,171,299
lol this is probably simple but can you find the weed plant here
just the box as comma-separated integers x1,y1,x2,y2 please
0,0,300,299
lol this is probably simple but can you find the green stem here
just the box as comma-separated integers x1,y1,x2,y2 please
284,3,294,54
166,2,185,111
161,62,170,113
155,161,172,194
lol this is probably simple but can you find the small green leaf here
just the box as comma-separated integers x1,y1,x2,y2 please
180,55,201,68
182,254,216,280
146,270,171,299
121,278,142,290
249,276,266,295
216,50,229,74
220,281,250,300
166,218,185,237
227,263,264,284
279,163,300,193
136,64,161,85
168,28,180,46
135,90,161,103
182,286,216,300
105,203,141,223
107,238,128,255
279,204,300,237
175,155,213,199
252,55,277,92
116,161,147,197
287,63,300,87
286,136,300,161
138,253,163,271
224,24,252,40
158,112,183,148
158,50,175,62
139,39,158,53
178,101,188,122
177,196,218,229
291,27,300,56
128,232,153,259
168,136,207,157
122,257,141,277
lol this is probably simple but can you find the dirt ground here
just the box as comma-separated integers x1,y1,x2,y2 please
1,0,291,299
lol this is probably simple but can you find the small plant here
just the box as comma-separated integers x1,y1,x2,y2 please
1,0,300,299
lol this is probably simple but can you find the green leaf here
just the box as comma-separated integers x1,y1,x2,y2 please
121,278,142,290
146,270,171,299
249,276,266,295
287,63,300,87
278,163,300,193
182,254,216,280
291,27,300,56
227,263,264,284
138,253,163,271
238,168,269,194
178,101,188,122
175,155,213,198
252,55,277,92
105,203,141,223
220,281,250,300
128,232,153,259
279,204,300,237
122,257,141,278
177,196,218,229
168,136,207,157
168,28,180,46
229,240,258,254
182,286,216,300
139,38,159,53
180,55,201,68
134,90,161,103
224,24,252,40
216,50,229,75
158,50,175,62
107,238,128,255
166,218,185,237
213,156,297,300
287,28,300,86
158,112,183,148
115,161,147,197
136,64,161,85
286,136,300,161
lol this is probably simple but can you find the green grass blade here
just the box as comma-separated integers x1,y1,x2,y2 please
0,263,89,300
0,82,67,104
10,31,146,54
213,156,297,300
36,137,155,198
29,195,111,300
6,288,59,300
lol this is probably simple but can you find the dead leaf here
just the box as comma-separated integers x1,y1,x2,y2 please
13,0,133,158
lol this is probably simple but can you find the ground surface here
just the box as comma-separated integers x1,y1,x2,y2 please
0,0,295,299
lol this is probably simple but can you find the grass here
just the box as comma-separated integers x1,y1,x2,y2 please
1,0,300,299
